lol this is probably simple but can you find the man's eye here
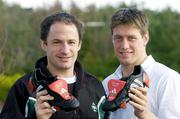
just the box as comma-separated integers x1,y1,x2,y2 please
113,38,122,43
128,36,136,41
53,41,60,44
113,35,123,41
69,41,76,45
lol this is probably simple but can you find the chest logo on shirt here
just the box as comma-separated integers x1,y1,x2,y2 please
91,102,97,112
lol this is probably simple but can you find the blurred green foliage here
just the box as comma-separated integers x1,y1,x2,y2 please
0,74,23,102
0,1,180,102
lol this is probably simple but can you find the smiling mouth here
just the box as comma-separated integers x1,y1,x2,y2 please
120,52,130,54
57,56,70,61
119,51,133,57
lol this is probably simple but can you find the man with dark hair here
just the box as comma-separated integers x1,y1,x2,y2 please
102,8,180,119
0,12,106,119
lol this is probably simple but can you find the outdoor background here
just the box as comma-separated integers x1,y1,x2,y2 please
0,0,180,108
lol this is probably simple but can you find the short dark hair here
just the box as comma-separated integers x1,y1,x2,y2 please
40,12,84,41
110,8,149,35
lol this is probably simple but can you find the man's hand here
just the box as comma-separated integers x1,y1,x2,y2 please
128,87,157,119
35,89,54,119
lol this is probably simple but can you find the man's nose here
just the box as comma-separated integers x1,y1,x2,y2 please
60,43,70,53
121,39,129,49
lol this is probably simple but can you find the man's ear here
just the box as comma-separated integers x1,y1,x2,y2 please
143,33,149,46
40,40,47,51
78,40,82,51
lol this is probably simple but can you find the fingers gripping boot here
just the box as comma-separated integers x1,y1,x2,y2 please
33,69,80,111
102,65,149,111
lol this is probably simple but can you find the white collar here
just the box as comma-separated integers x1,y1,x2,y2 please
57,76,77,84
141,55,156,73
114,66,123,79
114,55,155,78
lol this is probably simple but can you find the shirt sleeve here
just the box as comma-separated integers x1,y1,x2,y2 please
157,72,180,119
